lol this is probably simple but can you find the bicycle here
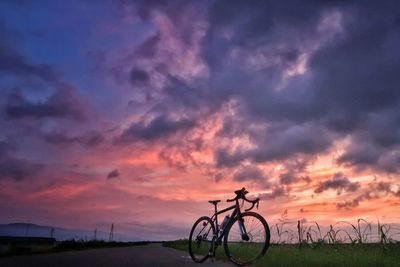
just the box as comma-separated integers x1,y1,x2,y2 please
188,188,270,266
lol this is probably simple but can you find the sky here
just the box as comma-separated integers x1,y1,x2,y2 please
0,0,399,241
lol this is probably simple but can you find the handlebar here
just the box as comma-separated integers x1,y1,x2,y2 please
226,187,260,211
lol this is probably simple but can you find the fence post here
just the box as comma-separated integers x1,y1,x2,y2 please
297,220,301,248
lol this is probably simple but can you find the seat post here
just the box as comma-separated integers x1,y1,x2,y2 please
208,200,221,214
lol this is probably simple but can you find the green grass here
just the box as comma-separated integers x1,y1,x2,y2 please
163,240,400,267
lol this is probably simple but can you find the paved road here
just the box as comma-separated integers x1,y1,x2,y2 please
0,243,234,267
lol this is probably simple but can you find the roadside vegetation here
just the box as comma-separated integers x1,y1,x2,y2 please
164,240,400,267
165,217,400,266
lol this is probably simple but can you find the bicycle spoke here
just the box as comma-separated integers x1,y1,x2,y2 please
224,212,270,265
189,216,216,263
190,189,270,265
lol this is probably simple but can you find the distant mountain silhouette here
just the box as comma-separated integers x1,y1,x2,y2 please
0,223,139,242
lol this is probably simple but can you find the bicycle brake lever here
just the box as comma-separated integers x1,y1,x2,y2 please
245,202,254,212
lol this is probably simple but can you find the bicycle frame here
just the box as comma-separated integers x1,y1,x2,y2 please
210,199,248,245
189,188,268,265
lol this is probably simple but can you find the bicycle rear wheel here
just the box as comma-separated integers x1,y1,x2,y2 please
223,212,270,266
188,216,216,263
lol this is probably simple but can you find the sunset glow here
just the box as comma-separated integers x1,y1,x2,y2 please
0,1,399,241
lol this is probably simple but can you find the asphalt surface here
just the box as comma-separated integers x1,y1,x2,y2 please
0,243,234,267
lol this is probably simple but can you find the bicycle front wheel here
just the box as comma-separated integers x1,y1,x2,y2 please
188,216,216,263
223,212,270,266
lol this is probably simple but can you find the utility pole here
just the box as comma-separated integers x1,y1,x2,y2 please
94,228,97,241
109,224,114,242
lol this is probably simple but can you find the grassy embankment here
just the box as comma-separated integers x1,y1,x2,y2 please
163,239,400,267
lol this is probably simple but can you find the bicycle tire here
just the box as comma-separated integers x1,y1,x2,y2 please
223,211,270,266
188,216,216,263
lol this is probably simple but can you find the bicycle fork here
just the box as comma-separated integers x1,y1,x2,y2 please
238,218,250,241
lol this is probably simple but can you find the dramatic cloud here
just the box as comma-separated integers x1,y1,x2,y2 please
259,186,285,200
43,131,103,147
0,140,14,157
0,158,42,181
5,88,85,121
136,0,400,176
0,24,59,83
0,140,42,181
233,165,267,182
0,48,59,82
130,67,149,86
1,0,400,240
117,114,195,143
314,172,360,195
107,169,120,179
337,181,400,209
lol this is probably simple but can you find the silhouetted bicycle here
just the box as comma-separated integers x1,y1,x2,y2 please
189,188,270,266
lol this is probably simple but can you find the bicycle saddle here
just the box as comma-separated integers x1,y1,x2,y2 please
208,200,221,205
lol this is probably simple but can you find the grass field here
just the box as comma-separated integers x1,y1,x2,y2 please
163,240,400,267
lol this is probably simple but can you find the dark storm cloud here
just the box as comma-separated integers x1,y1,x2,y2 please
116,114,195,143
233,165,266,182
0,139,42,181
337,142,381,167
158,77,225,121
336,199,359,209
306,2,400,172
107,169,120,179
0,140,14,157
315,172,360,194
310,8,400,121
43,131,103,147
249,124,331,162
279,173,298,185
215,123,332,167
133,33,160,59
279,157,312,185
0,158,42,181
130,67,149,86
259,186,285,200
336,109,400,173
336,181,399,209
0,19,87,124
122,0,208,41
212,1,400,175
0,20,59,83
120,0,168,21
118,0,400,177
124,1,337,164
214,148,243,168
5,88,85,120
0,49,59,83
204,0,328,69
